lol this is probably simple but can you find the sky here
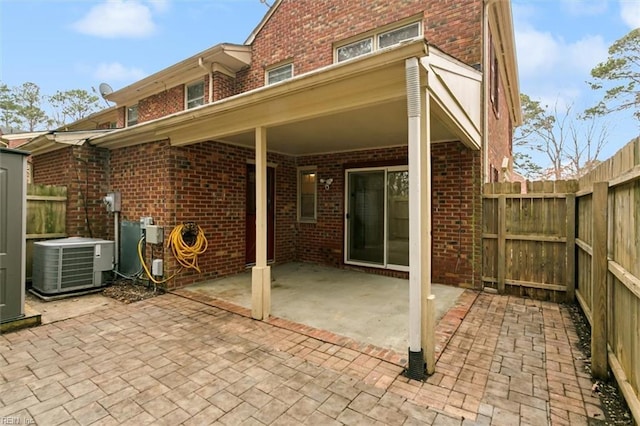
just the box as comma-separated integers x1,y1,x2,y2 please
1,0,639,165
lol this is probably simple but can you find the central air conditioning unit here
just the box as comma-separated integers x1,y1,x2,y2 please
32,237,114,295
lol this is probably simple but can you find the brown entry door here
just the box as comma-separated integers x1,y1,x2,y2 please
246,164,275,264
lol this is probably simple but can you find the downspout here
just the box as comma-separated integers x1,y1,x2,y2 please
198,57,213,103
406,57,425,381
483,1,491,184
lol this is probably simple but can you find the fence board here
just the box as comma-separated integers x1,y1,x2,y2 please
482,180,576,302
25,184,67,281
573,137,640,423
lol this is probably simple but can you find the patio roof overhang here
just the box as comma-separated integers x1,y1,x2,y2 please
87,40,482,155
19,130,115,155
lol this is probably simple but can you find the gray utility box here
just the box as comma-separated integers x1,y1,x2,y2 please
32,237,114,295
0,148,29,323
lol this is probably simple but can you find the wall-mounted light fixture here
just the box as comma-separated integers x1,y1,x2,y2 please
319,178,333,190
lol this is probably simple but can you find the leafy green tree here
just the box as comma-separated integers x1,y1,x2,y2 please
48,89,101,128
587,28,640,121
0,82,22,132
14,82,48,131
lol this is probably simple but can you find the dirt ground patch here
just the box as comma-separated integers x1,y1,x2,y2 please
102,279,164,304
567,303,633,425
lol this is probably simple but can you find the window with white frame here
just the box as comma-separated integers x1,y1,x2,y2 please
266,63,293,85
336,21,421,63
126,104,138,127
186,81,205,109
336,38,373,62
298,167,317,222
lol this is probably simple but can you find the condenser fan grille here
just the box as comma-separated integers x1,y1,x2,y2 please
60,247,95,289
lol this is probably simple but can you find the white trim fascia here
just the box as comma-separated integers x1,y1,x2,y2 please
486,0,522,126
88,41,427,149
420,55,482,150
245,0,283,45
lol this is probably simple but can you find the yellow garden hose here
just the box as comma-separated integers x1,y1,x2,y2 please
167,223,208,273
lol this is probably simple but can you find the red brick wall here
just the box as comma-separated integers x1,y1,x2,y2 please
32,146,110,239
295,143,482,287
213,72,236,101
139,85,186,122
431,142,482,287
107,140,297,288
241,0,482,91
32,139,483,289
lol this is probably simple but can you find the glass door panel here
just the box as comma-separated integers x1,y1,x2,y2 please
347,171,385,265
387,170,409,267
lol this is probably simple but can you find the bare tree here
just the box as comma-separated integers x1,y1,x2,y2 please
514,94,610,180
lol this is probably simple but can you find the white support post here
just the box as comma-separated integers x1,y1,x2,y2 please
251,127,271,320
421,85,434,374
406,57,425,380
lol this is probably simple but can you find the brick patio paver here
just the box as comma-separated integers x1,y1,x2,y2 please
0,292,606,425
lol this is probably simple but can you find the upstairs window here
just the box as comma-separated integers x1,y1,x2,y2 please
336,21,421,63
298,167,317,222
267,63,294,85
378,22,420,49
337,38,373,62
186,81,205,109
126,104,138,127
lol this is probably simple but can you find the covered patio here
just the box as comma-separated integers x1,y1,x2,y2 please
81,39,483,379
180,262,466,354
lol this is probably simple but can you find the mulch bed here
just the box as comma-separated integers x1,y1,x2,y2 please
102,279,164,304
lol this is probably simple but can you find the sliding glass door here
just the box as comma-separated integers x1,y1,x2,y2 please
345,167,409,270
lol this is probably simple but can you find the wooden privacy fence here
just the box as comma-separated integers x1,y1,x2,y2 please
575,138,640,421
482,180,577,302
26,184,67,280
482,138,640,422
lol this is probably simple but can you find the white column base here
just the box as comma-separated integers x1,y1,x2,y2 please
251,265,271,320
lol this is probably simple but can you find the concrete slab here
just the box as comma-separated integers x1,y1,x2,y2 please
185,262,464,353
25,291,120,324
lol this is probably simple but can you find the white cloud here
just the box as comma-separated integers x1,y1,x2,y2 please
515,26,608,78
72,0,160,38
93,62,146,82
620,1,640,29
514,26,560,78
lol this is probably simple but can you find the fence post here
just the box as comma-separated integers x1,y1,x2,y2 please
497,195,506,293
591,182,608,379
565,194,576,302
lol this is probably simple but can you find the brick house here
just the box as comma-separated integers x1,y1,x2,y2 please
23,0,521,376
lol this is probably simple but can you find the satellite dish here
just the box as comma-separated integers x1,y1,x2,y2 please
98,82,113,98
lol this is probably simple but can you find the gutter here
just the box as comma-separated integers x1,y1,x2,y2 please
88,40,428,149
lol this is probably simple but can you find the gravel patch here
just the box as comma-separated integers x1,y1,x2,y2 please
102,279,164,304
566,303,633,425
